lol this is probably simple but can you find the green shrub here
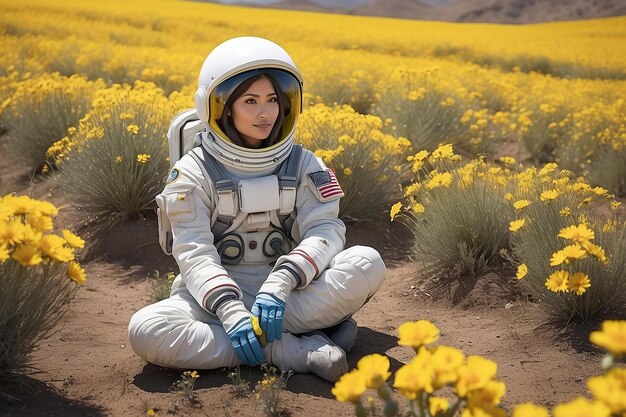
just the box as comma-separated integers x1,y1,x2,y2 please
0,72,101,172
0,195,85,399
52,81,174,233
509,175,625,322
394,147,513,285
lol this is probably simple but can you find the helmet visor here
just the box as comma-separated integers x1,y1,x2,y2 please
208,68,302,150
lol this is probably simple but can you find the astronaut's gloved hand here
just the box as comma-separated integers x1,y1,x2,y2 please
216,299,265,366
252,268,298,343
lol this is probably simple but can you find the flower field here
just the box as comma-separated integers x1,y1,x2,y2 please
1,0,625,415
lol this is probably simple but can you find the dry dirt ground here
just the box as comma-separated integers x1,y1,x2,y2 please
0,142,604,417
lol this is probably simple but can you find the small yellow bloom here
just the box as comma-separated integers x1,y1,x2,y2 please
430,143,454,161
539,189,559,201
390,202,402,221
589,320,626,356
553,397,610,417
545,270,569,292
12,244,43,267
504,193,513,201
566,272,591,295
332,369,367,403
582,242,608,264
550,243,587,266
455,355,498,397
127,124,140,134
343,167,352,176
467,380,506,409
398,320,440,349
431,345,465,387
356,353,391,389
559,207,571,216
62,229,85,249
67,261,87,285
516,264,527,280
587,368,626,411
498,156,516,165
426,172,453,189
513,200,531,210
137,154,151,164
509,219,525,232
115,156,123,164
394,348,435,398
511,403,549,417
558,223,595,244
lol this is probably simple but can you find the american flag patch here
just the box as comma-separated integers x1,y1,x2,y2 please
307,169,344,202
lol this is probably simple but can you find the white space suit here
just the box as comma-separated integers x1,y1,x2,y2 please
128,37,386,382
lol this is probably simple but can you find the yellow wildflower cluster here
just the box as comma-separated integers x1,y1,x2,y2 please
46,80,175,166
540,223,608,295
334,319,626,417
297,103,410,222
0,194,86,284
334,320,508,417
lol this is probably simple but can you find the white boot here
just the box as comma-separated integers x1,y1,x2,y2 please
265,332,348,382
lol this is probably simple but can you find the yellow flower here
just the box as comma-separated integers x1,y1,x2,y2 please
511,403,549,417
393,348,435,398
498,156,516,165
12,244,43,266
539,189,559,201
429,397,449,416
28,214,53,231
331,369,367,403
67,261,86,285
516,264,528,280
62,229,85,249
426,172,453,189
558,223,595,243
513,200,531,210
146,408,158,417
115,156,123,164
403,182,421,197
549,243,587,266
589,320,626,356
127,124,139,134
343,167,352,176
553,397,611,417
398,320,440,350
582,242,608,264
545,270,569,292
430,143,454,161
566,272,591,295
412,202,425,215
39,234,74,262
509,219,525,232
0,219,26,246
136,154,151,164
504,193,513,201
467,380,506,409
356,353,391,388
390,202,402,221
587,368,626,412
431,345,465,387
0,244,10,262
455,355,498,397
559,207,571,216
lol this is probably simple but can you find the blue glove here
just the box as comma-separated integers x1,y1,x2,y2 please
216,299,265,366
251,293,286,344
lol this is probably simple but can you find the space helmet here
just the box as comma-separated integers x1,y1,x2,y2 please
194,37,303,172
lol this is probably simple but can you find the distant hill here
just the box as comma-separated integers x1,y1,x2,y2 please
205,0,626,23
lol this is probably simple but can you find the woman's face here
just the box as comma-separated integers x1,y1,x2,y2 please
231,76,279,148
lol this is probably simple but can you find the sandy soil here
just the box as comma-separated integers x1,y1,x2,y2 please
0,140,604,417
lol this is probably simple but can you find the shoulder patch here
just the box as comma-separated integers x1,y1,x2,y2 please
306,168,344,202
166,168,180,184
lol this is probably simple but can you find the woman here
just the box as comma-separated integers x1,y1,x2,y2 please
128,37,386,382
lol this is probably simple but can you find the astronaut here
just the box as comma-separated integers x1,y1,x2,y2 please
128,37,386,382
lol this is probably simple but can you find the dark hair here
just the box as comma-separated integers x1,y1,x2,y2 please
218,72,291,148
